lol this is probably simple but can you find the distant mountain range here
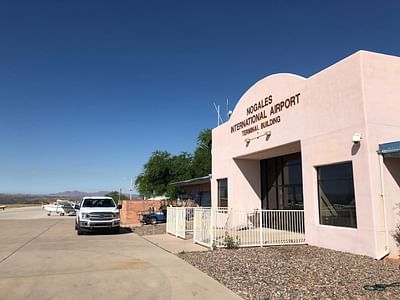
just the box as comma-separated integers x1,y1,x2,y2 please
0,191,142,204
49,190,111,198
0,191,115,204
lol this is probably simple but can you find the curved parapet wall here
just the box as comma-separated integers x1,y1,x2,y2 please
229,73,306,124
228,73,306,154
213,72,310,163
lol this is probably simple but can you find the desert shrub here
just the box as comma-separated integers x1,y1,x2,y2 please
393,224,400,248
223,232,240,249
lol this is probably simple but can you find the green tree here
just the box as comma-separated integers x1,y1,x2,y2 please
135,151,193,198
135,151,172,198
166,152,193,197
192,128,212,177
134,129,212,199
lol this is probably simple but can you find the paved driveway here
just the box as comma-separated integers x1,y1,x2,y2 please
0,207,242,300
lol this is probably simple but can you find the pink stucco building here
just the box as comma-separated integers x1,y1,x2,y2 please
211,51,400,258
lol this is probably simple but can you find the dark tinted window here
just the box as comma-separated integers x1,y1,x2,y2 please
261,153,303,210
82,198,116,208
217,178,228,208
318,162,357,228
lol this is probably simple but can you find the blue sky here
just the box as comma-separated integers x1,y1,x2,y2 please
1,0,399,194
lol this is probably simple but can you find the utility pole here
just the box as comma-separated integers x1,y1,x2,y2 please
129,178,133,200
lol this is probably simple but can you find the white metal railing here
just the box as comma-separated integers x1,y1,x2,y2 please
193,208,213,247
194,208,305,248
166,207,195,239
166,207,176,235
169,207,305,248
166,207,185,238
185,207,194,233
212,209,305,248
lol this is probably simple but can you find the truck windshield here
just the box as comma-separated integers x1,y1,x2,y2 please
82,199,115,208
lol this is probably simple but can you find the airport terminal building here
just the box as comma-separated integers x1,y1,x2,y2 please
211,51,400,258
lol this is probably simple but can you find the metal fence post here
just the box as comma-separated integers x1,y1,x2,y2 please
193,208,197,243
259,209,263,247
175,208,178,237
210,208,215,250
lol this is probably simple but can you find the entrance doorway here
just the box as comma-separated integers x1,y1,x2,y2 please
260,152,303,210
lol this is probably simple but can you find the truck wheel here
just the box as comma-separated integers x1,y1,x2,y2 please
112,227,120,234
77,223,83,235
150,217,157,225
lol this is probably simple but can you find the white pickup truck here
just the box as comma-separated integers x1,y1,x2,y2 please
75,196,121,235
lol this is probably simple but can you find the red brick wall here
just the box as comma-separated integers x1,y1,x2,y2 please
120,199,162,226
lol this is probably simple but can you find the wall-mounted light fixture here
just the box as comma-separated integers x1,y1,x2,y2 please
352,133,362,144
245,138,251,147
245,131,272,147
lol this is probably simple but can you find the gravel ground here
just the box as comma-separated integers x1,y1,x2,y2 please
178,245,400,299
131,223,166,236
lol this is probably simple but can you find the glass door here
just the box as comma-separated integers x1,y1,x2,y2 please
260,153,303,210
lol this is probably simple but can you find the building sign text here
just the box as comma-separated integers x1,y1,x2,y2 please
230,93,300,136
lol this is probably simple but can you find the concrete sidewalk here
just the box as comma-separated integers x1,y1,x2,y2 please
0,217,242,300
142,233,209,254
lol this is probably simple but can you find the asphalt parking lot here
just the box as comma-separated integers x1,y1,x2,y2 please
0,207,241,300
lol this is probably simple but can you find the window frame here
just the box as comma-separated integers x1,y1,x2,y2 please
317,161,357,228
217,178,228,208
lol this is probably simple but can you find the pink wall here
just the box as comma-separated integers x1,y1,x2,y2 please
361,52,400,257
212,51,400,258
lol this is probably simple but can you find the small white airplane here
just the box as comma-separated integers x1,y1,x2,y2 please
42,200,76,216
0,205,7,210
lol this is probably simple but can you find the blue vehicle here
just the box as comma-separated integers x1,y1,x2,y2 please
142,211,166,225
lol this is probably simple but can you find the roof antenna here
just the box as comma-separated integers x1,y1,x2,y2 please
213,102,223,126
226,98,232,120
